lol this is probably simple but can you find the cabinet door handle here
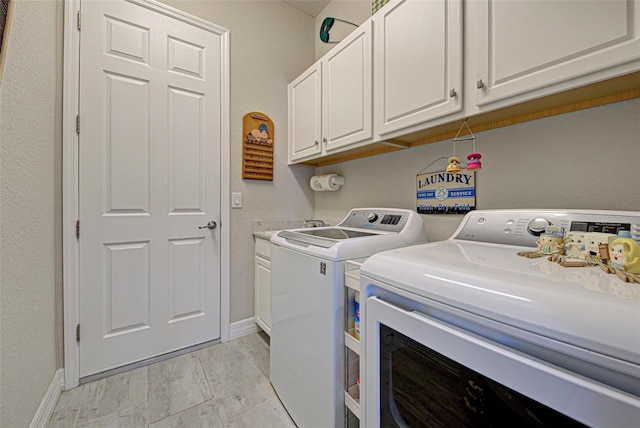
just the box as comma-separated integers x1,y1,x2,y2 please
315,140,319,146
323,138,327,145
449,88,457,97
477,79,485,89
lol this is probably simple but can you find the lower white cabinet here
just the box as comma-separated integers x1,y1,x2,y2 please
254,236,271,335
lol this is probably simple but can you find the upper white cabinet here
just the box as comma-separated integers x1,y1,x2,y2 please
288,0,639,166
323,19,373,153
288,20,372,164
288,62,322,162
473,0,640,110
374,0,463,140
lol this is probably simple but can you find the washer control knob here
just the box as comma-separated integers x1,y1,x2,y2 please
367,212,379,223
527,218,550,236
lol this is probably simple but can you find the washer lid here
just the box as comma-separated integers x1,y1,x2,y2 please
277,228,380,248
281,228,378,246
361,239,640,366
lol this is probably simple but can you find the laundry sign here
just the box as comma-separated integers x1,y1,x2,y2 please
416,170,476,214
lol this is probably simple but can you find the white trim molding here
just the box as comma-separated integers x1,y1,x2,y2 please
62,0,231,389
30,369,64,428
62,0,81,390
229,318,261,341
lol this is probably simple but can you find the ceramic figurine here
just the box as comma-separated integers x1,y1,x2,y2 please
584,232,616,265
598,243,610,262
539,233,565,255
608,231,640,273
466,153,482,170
446,156,462,174
564,231,586,259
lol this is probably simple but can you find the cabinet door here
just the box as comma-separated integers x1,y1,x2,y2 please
255,255,271,335
288,62,322,163
322,20,373,153
474,0,640,109
374,0,463,139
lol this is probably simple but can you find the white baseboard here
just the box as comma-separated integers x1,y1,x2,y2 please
229,317,260,341
30,368,64,428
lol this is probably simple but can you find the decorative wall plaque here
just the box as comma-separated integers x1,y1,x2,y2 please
0,0,13,83
242,112,274,181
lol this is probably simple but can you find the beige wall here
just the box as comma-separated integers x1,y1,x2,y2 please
143,0,319,322
314,0,371,60
311,0,639,237
0,0,63,426
314,98,640,241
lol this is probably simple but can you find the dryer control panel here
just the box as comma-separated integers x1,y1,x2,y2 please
453,209,639,247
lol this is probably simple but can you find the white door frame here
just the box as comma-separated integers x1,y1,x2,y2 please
62,0,230,389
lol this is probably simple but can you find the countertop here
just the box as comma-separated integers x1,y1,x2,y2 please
252,218,308,241
253,230,277,240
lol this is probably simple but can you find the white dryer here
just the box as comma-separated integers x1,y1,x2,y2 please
270,208,427,428
360,209,640,427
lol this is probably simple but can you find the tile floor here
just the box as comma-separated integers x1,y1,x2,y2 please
47,332,296,427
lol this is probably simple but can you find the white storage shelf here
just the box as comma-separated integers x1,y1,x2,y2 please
345,329,360,355
345,383,361,420
344,260,362,422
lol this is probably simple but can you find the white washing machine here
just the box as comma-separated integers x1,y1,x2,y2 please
269,208,427,428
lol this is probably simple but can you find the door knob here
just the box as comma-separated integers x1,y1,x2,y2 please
199,221,217,230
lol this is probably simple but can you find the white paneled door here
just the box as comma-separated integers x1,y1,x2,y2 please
78,0,223,377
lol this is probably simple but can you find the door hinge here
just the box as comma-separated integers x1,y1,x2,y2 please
76,220,80,239
77,11,81,30
76,324,81,342
76,115,80,134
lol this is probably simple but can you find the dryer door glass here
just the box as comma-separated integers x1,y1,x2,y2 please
379,323,586,428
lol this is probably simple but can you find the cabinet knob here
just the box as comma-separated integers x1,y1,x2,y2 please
477,79,485,89
323,138,327,144
315,140,319,146
449,88,457,98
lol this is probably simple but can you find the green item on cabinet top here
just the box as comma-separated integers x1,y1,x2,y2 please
372,0,390,14
319,17,357,43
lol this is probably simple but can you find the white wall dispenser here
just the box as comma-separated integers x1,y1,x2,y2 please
310,174,345,191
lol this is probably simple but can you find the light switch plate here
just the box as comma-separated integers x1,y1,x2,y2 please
232,192,242,208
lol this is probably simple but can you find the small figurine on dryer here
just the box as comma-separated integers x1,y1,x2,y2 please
537,226,565,255
605,231,640,274
518,227,640,283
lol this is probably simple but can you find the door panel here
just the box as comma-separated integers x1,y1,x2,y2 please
79,0,222,376
168,87,204,212
104,72,150,214
104,241,150,336
168,237,205,321
168,36,204,77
